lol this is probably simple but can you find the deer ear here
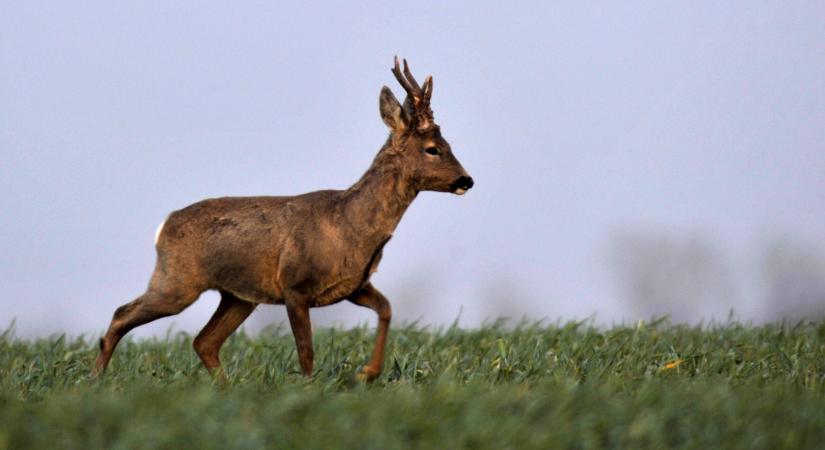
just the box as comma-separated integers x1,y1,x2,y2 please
379,86,408,133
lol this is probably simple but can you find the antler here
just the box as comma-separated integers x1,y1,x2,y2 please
391,56,435,132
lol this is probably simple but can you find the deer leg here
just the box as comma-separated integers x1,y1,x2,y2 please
348,283,392,382
285,300,314,378
193,291,256,377
93,286,202,376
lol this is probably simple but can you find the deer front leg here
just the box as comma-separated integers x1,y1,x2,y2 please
348,283,392,382
285,300,314,378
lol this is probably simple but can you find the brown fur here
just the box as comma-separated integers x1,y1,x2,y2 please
93,58,473,381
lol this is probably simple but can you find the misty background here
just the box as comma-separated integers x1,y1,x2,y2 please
2,2,824,338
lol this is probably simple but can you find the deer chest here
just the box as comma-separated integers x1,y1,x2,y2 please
307,235,392,307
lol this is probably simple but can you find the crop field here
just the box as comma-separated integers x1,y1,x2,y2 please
2,319,825,449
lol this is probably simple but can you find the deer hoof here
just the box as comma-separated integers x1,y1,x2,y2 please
209,368,229,386
354,366,380,383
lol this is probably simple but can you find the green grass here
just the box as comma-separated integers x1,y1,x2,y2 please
2,319,825,449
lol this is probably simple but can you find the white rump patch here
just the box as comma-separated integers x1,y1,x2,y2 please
154,219,166,245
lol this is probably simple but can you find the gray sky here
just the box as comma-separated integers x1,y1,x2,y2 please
2,2,824,337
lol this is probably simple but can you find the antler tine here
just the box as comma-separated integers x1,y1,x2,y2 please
422,75,433,100
391,56,416,96
402,59,422,91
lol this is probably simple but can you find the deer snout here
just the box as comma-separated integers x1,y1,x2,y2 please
451,175,474,195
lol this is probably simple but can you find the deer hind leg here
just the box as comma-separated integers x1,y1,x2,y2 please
193,291,256,377
93,283,203,376
348,283,392,382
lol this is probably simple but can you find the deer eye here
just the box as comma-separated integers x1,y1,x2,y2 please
424,146,440,156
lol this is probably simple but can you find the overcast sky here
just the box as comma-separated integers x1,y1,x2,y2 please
2,2,824,337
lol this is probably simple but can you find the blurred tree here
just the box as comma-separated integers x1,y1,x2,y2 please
607,230,734,322
761,236,825,321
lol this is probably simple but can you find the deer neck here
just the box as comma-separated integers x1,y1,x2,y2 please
341,152,417,241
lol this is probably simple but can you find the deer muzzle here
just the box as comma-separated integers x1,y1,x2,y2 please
451,175,474,195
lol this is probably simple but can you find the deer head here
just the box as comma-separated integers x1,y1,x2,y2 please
378,56,474,195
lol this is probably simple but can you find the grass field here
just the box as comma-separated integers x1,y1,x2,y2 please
2,319,825,449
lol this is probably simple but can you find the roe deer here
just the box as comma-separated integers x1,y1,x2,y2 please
93,57,474,381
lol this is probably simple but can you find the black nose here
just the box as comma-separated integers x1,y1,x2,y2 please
452,175,474,191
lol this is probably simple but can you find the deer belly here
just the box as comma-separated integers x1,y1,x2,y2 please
310,276,365,307
227,290,284,305
212,266,284,305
